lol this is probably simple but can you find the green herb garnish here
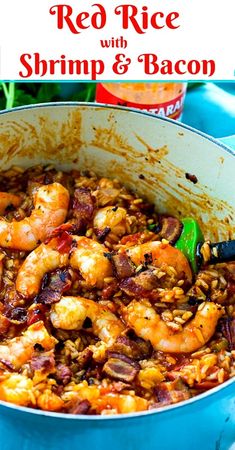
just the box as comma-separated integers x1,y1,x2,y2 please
0,82,96,110
147,223,158,231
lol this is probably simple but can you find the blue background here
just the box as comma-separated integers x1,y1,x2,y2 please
183,82,235,139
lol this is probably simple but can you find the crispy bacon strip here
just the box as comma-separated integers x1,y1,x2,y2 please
73,187,96,231
37,269,72,305
111,253,136,279
120,271,158,297
158,217,183,245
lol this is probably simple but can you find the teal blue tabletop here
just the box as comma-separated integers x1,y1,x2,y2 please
183,82,235,139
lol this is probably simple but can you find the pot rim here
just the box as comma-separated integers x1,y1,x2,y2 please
0,376,234,421
0,101,234,421
0,101,234,157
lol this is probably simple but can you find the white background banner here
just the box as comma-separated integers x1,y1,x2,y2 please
0,0,234,80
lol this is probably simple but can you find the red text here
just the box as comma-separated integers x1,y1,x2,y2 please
19,53,105,80
49,4,106,34
114,5,180,34
138,54,216,76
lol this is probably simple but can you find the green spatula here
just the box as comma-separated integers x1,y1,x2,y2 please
175,218,235,273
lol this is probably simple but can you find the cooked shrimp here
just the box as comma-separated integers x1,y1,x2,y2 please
70,236,112,288
0,183,69,251
37,390,64,412
16,237,69,298
95,393,148,414
93,206,127,237
50,296,124,345
16,235,112,298
0,192,22,215
125,241,192,284
63,380,148,413
0,374,34,406
0,321,57,370
122,300,223,353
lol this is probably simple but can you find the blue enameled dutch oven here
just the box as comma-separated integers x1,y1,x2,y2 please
0,103,234,450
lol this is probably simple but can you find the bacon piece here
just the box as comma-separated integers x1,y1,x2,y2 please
158,216,183,245
69,399,91,415
43,269,72,293
111,253,136,279
73,187,96,231
94,226,111,243
109,336,152,360
156,379,191,405
134,270,158,289
120,270,158,297
6,307,27,324
38,290,62,305
103,353,140,382
55,363,72,385
220,317,235,350
37,269,72,305
120,277,147,297
31,351,55,373
101,279,118,299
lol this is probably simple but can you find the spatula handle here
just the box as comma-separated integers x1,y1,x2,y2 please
197,240,235,265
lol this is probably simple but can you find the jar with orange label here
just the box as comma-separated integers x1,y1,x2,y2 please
95,82,187,120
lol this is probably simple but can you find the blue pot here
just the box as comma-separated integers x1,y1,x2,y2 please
0,378,234,450
0,103,234,450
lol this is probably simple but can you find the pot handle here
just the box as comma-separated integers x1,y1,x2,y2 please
219,135,235,153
